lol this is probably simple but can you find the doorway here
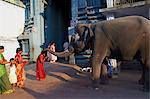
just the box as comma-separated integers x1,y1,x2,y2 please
45,0,71,51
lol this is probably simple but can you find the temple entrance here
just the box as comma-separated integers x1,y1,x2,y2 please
45,0,71,51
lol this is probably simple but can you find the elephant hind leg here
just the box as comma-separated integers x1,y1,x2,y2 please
143,65,150,92
133,50,144,85
141,33,150,92
138,54,150,92
138,65,145,85
139,58,150,92
143,50,150,92
144,32,150,91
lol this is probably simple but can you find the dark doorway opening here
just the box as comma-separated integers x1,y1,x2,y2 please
44,0,71,51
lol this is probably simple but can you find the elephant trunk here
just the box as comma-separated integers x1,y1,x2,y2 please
46,46,74,57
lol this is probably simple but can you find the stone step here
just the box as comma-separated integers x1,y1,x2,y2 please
75,54,91,60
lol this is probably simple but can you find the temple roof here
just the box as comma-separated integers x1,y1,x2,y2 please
2,0,25,8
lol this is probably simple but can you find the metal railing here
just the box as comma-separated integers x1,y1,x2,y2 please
78,5,106,22
114,0,149,7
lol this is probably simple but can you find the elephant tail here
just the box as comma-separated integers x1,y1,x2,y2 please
140,17,150,64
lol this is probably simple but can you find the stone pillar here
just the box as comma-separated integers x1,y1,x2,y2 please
29,0,45,61
21,40,25,53
29,0,35,61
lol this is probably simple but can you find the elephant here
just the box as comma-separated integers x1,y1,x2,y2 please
47,16,150,91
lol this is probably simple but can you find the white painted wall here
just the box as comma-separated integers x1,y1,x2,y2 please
107,0,114,8
0,1,25,60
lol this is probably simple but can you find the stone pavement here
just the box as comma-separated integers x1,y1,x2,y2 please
0,62,149,99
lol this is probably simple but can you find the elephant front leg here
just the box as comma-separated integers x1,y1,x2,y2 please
91,53,107,89
91,56,101,90
143,65,150,92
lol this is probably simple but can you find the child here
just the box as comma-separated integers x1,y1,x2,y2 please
15,48,28,88
36,50,47,81
47,42,57,63
9,58,17,91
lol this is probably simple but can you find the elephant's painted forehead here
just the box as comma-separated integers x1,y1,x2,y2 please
75,26,83,34
72,34,80,42
75,24,88,34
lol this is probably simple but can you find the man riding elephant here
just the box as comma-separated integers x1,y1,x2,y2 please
47,16,150,91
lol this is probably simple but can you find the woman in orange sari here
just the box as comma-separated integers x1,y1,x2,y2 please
15,48,28,88
36,50,47,80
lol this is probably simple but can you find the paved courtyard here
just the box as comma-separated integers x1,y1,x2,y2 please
0,62,149,99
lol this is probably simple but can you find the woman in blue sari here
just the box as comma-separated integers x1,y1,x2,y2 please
0,46,13,94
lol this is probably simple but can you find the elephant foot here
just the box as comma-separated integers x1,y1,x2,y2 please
92,84,100,90
142,82,149,92
86,84,99,90
138,80,144,85
94,87,99,90
108,74,112,79
100,81,109,85
138,79,144,85
142,86,149,92
92,80,100,90
100,75,109,85
90,84,100,90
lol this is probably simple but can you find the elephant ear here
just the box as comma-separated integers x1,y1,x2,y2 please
74,23,95,52
74,40,85,52
76,23,94,38
89,24,95,37
75,23,88,37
